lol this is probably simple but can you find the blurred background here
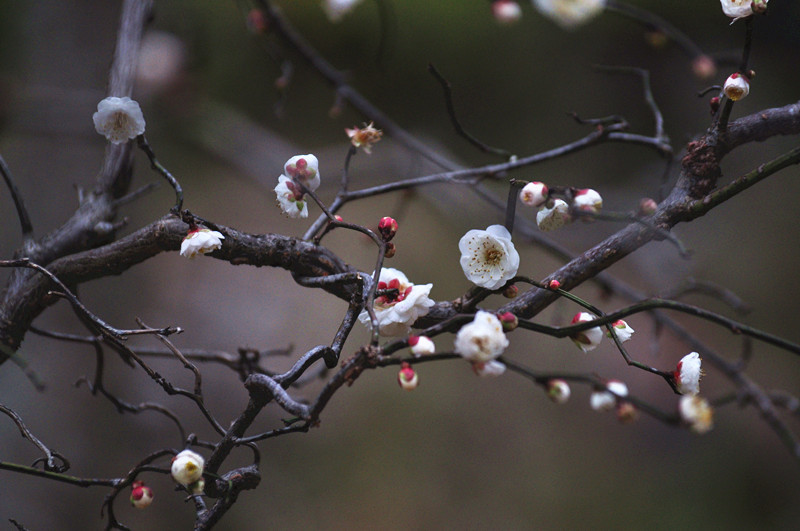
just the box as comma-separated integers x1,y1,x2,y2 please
1,0,800,529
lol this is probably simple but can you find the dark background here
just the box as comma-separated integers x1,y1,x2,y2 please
1,1,800,529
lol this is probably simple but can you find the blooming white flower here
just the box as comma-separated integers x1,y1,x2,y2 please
358,268,434,336
533,0,606,29
397,361,418,390
674,352,703,395
322,0,363,22
570,312,604,352
723,73,750,101
274,175,309,218
92,96,146,144
454,310,509,363
679,395,714,433
493,1,523,24
519,181,549,208
409,335,435,356
284,154,320,192
536,199,571,231
607,319,634,343
720,0,766,22
180,228,225,259
171,449,204,486
130,481,154,509
547,379,571,403
459,224,520,290
472,360,507,377
573,188,603,213
590,380,628,411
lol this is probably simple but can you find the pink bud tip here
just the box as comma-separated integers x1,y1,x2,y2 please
408,336,420,346
548,279,561,290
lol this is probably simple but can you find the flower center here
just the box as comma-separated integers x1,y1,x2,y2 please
483,247,503,266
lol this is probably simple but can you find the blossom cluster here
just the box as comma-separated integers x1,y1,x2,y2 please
274,154,321,219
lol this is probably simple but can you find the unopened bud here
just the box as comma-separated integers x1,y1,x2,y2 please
616,402,639,424
498,311,518,332
548,279,561,290
709,96,720,115
408,335,435,356
503,284,519,299
691,55,716,80
130,481,154,509
546,379,571,404
492,0,522,24
378,216,398,241
398,361,418,390
638,198,657,216
384,242,396,258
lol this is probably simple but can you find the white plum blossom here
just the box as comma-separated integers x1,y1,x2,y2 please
409,335,435,356
92,96,146,144
171,449,204,486
723,73,750,101
590,380,628,411
454,310,509,363
570,312,604,352
607,319,634,343
536,199,571,231
680,395,714,433
519,181,549,208
573,188,603,213
358,268,434,336
547,379,571,403
180,228,224,259
472,360,507,377
322,0,363,22
674,352,703,395
274,175,309,218
459,224,520,290
284,154,321,192
533,0,606,29
720,0,767,23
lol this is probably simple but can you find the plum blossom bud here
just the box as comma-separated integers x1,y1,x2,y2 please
398,361,418,390
674,352,703,395
570,312,603,352
180,228,225,259
346,122,383,153
692,55,717,80
493,1,522,24
498,311,518,332
471,360,507,377
246,9,268,34
590,380,628,411
92,96,146,144
616,402,639,424
638,198,657,216
459,225,520,290
680,395,713,433
384,242,396,258
547,379,571,403
723,73,750,101
130,481,154,509
378,217,398,242
503,284,519,298
548,279,561,290
709,96,721,115
454,310,509,363
519,181,549,207
171,449,204,486
607,320,634,343
573,188,603,214
408,335,435,356
284,154,321,192
533,0,606,29
536,199,571,231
